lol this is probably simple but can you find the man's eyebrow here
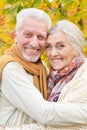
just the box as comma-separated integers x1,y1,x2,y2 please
56,41,64,43
24,30,31,33
40,33,47,37
26,31,47,37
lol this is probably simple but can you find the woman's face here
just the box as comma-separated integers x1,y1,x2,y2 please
46,31,78,70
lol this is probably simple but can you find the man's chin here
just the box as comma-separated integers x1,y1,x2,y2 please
23,55,40,62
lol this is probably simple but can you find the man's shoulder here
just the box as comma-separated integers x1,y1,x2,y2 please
4,62,23,70
2,62,24,78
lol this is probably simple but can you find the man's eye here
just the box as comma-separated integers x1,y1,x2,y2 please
38,35,46,40
46,44,52,49
25,33,32,37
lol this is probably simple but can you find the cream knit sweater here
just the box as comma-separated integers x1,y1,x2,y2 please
5,59,87,130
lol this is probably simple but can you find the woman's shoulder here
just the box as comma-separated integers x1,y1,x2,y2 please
75,58,87,79
81,58,87,70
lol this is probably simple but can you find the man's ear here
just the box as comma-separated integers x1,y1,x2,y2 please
10,30,15,39
14,31,17,43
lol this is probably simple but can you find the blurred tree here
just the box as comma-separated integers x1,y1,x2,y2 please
0,0,87,63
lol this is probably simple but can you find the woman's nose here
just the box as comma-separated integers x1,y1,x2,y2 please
51,48,58,56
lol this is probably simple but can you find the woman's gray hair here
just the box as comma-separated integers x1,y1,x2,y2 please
48,20,85,57
15,8,52,32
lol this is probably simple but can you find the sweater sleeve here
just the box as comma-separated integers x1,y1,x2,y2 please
1,62,87,126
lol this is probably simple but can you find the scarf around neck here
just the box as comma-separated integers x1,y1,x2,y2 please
0,43,47,99
47,56,83,102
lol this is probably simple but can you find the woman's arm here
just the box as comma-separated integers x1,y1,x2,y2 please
0,125,5,130
1,62,87,126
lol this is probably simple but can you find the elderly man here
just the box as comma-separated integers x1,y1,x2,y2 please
1,8,87,130
0,8,52,129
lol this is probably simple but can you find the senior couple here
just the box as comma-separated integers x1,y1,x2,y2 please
0,8,87,130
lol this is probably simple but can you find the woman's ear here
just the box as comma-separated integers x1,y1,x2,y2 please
74,49,79,56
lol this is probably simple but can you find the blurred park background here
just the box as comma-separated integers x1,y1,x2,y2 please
0,0,87,64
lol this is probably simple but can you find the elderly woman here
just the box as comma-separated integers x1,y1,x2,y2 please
5,20,87,130
45,20,87,130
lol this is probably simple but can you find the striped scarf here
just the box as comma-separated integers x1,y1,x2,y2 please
47,56,83,102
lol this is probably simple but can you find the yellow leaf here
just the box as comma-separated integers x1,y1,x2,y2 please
0,48,3,55
0,0,5,10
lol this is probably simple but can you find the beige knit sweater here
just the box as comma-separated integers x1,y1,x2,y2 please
5,59,87,130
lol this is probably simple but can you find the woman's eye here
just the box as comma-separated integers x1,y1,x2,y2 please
56,44,65,49
60,44,64,47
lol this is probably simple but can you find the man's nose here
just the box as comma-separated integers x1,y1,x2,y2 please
30,35,39,47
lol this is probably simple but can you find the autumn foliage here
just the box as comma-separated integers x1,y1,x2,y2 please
0,0,87,60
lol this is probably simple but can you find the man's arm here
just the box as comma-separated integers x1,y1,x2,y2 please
1,62,87,126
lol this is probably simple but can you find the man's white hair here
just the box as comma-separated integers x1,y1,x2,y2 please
15,8,52,32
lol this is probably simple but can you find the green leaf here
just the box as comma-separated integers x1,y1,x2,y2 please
61,0,73,4
34,0,42,3
48,8,60,14
61,9,67,17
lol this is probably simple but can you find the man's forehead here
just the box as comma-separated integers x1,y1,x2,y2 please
24,28,47,36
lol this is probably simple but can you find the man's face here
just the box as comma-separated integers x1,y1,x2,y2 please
15,17,48,62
